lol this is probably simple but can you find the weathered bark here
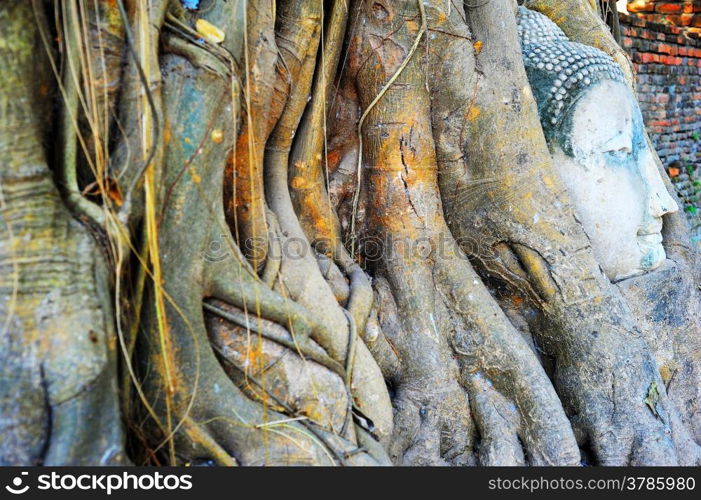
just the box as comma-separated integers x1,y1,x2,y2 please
0,0,125,465
2,0,699,467
441,0,697,466
338,0,581,465
133,0,391,466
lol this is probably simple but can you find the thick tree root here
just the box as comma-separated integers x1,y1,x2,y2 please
0,1,126,465
224,0,278,270
434,0,700,464
336,0,580,465
135,6,390,463
5,0,699,468
617,261,701,447
262,0,393,446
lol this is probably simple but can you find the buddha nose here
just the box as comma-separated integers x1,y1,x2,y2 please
647,161,679,218
650,188,679,218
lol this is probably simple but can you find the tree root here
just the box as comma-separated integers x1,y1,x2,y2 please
133,6,391,463
263,0,393,446
180,417,238,466
7,0,699,468
0,1,126,465
343,0,579,465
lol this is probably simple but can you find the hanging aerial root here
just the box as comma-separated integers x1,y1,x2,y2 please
108,0,168,228
53,0,105,227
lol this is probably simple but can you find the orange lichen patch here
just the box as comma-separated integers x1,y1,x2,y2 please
289,175,307,190
406,20,420,33
375,149,439,181
81,177,123,206
243,344,264,371
325,149,343,173
467,106,481,121
509,295,525,308
189,166,201,184
299,402,325,426
300,200,336,243
473,40,483,54
164,123,172,145
659,361,680,386
211,128,224,144
107,179,123,206
290,161,339,245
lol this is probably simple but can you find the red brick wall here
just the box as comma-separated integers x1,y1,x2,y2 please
620,11,701,235
627,1,701,32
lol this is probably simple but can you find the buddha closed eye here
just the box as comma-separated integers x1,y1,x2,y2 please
518,7,678,282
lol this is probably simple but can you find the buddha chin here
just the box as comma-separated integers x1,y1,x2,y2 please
638,232,666,273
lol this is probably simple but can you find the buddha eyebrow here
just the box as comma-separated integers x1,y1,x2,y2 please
601,130,632,149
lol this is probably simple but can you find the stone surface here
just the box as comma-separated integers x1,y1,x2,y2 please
519,7,679,281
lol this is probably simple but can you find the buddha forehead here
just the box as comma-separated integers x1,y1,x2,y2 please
568,81,634,154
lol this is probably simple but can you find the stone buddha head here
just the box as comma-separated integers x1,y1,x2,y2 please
518,7,678,282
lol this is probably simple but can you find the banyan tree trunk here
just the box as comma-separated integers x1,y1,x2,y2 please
0,0,125,465
0,0,699,466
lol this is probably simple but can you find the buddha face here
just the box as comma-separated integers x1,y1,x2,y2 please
550,80,678,282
